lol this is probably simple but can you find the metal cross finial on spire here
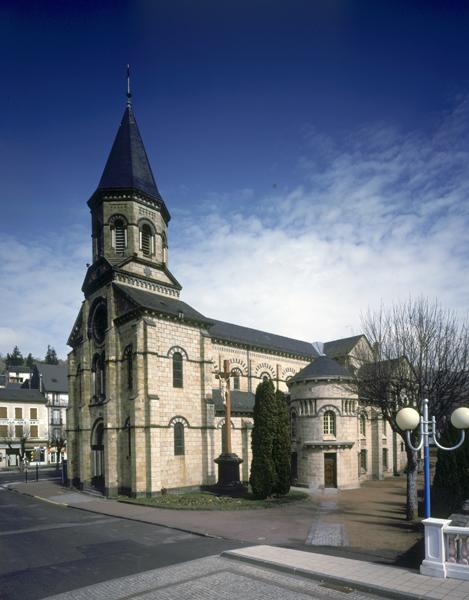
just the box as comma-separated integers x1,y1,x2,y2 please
126,64,132,106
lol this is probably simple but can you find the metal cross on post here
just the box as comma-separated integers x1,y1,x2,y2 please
213,358,244,492
216,359,232,455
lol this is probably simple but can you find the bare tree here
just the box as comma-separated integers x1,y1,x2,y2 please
49,431,67,469
356,297,469,520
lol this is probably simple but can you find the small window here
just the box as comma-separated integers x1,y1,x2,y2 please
382,448,388,470
15,425,23,438
290,410,297,439
174,422,185,455
359,415,366,437
173,352,183,388
140,224,153,256
323,410,336,436
0,407,7,419
0,425,8,436
231,368,241,391
30,425,38,438
124,345,133,390
15,408,22,419
92,353,106,401
360,449,367,473
260,372,271,382
383,418,387,435
30,408,37,420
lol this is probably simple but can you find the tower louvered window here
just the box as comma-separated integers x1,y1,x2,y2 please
141,224,152,256
114,219,126,254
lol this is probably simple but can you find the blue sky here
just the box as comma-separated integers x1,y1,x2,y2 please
1,1,469,359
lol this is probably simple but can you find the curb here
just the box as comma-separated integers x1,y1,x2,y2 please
222,550,423,600
5,484,222,540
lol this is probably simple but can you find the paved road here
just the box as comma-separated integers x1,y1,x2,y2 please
0,487,246,600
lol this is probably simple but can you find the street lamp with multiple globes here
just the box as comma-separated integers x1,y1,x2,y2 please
396,399,469,518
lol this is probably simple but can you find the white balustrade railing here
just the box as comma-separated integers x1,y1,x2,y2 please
421,518,469,580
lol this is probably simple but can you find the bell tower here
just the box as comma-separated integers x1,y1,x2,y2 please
83,71,181,298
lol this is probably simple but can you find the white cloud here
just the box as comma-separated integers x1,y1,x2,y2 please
0,228,89,360
172,98,469,343
2,98,469,359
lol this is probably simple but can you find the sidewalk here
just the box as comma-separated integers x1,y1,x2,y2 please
224,546,469,600
6,479,468,599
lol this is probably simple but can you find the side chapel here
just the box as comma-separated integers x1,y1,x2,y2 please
67,90,407,497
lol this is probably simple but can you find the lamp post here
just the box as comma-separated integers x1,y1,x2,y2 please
396,400,469,518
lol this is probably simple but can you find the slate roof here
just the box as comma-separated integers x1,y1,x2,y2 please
114,285,316,358
289,355,352,383
323,335,365,359
208,319,317,359
97,105,163,202
0,388,46,404
114,284,212,325
7,365,32,374
212,389,255,414
32,364,68,393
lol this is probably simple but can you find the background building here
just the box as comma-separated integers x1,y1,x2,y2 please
0,388,48,467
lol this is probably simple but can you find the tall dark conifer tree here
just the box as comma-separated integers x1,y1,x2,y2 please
250,380,276,498
272,389,291,496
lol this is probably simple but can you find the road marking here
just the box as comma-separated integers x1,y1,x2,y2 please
0,517,119,537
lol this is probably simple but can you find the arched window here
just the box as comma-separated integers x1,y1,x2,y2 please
174,422,185,455
260,372,271,382
123,345,133,390
290,410,297,439
323,410,336,436
231,368,241,391
112,219,127,254
162,232,168,264
140,223,154,256
92,353,105,402
173,352,183,388
360,414,366,437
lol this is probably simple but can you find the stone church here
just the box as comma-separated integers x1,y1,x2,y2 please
67,93,406,497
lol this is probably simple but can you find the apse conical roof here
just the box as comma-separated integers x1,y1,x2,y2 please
289,355,351,383
97,105,163,202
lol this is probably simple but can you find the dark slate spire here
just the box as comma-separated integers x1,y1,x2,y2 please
97,104,163,202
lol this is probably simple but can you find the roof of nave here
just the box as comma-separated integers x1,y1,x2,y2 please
0,388,46,403
212,388,255,414
114,284,317,358
97,104,164,204
114,283,212,325
289,355,352,384
208,319,318,359
323,334,366,358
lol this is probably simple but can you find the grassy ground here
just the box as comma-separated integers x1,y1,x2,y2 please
119,490,309,511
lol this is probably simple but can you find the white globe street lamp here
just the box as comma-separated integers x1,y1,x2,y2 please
396,398,469,518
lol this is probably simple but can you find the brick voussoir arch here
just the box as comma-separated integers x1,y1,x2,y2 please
167,346,189,360
317,404,342,417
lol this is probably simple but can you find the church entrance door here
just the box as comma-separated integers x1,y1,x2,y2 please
91,422,105,492
324,453,337,488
